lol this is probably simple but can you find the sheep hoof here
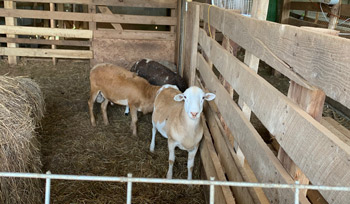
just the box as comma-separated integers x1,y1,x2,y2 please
124,112,129,116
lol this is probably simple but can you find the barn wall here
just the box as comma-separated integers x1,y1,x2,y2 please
0,0,178,67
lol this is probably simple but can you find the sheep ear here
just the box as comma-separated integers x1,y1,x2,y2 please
174,94,185,101
204,93,216,101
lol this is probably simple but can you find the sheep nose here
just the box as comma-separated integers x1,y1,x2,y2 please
191,112,198,117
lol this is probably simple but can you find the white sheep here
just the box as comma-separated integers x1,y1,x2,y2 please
151,85,216,179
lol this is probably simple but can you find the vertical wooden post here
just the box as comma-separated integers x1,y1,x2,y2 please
83,5,89,29
57,4,64,28
328,1,341,30
236,0,269,164
276,0,292,77
278,81,326,196
183,2,199,86
175,0,182,73
4,1,18,65
281,0,291,24
89,4,96,67
50,3,57,65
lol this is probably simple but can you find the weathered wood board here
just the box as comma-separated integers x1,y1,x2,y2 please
199,3,350,110
92,38,175,68
197,29,350,204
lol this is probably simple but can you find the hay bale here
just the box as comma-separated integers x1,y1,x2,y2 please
0,76,45,204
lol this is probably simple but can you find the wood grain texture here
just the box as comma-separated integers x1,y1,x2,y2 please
0,9,177,25
321,117,350,146
4,1,17,64
0,25,93,39
290,2,350,17
97,6,123,31
183,3,200,85
202,117,236,204
200,137,227,204
92,38,175,68
197,53,310,204
8,0,178,8
0,37,91,47
200,4,350,109
94,30,175,40
204,103,263,204
0,47,93,59
197,31,350,204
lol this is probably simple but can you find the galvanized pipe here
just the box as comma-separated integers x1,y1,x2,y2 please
45,171,51,204
294,181,300,204
127,173,132,204
209,177,215,204
1,172,350,192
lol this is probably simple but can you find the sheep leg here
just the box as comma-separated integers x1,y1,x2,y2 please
129,106,138,136
124,105,130,116
101,99,109,125
88,91,99,127
150,122,157,152
187,146,198,180
167,140,176,179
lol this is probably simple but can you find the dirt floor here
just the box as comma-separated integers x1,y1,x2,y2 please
0,59,204,204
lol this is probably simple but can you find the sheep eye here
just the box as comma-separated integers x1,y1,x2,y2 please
183,96,187,99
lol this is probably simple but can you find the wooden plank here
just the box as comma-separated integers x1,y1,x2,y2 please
200,4,350,110
0,47,93,59
0,8,177,25
201,116,236,204
92,0,177,8
281,0,291,24
92,38,175,68
200,136,227,204
183,3,200,85
238,0,268,130
278,81,326,196
288,17,326,28
4,1,17,65
290,2,350,17
197,53,310,204
200,4,312,90
321,117,350,145
197,31,350,204
0,25,93,39
0,37,91,47
97,6,123,31
8,0,178,8
197,77,268,204
89,4,96,68
204,103,262,204
94,30,175,40
94,13,177,25
50,2,57,65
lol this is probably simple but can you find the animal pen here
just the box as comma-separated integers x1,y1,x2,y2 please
0,0,350,204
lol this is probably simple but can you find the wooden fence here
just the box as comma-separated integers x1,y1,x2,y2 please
183,2,350,204
282,0,350,35
0,0,179,68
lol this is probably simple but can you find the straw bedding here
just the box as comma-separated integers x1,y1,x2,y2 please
0,59,205,204
0,75,45,204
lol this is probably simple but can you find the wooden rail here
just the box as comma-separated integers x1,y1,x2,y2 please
6,0,178,8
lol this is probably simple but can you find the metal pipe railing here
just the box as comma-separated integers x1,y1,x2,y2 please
1,171,350,204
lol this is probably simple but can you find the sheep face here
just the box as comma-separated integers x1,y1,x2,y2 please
174,86,216,120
